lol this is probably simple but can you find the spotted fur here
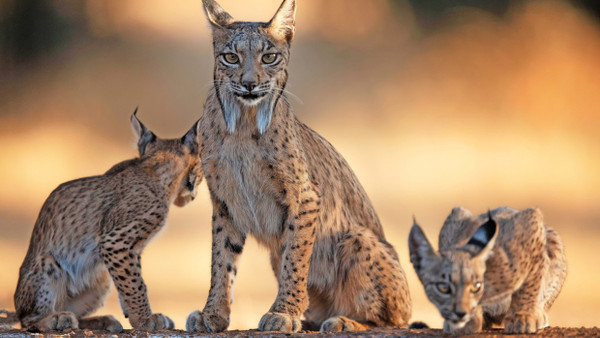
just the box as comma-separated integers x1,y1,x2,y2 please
409,207,567,334
11,111,203,332
186,0,411,333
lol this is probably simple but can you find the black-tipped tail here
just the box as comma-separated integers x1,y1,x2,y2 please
409,321,429,329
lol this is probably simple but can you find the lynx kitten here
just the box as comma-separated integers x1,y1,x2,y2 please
409,207,567,334
7,111,202,332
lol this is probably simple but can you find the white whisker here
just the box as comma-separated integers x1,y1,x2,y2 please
202,80,227,90
272,87,303,105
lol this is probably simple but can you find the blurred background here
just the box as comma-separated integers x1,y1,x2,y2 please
1,0,599,330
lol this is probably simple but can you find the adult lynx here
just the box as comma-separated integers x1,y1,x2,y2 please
186,0,411,333
7,112,202,332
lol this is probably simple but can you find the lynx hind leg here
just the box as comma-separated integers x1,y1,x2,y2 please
15,255,80,331
34,312,79,331
316,229,411,332
65,270,123,332
78,316,123,333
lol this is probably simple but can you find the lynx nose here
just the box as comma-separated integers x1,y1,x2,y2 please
241,80,257,92
454,311,466,320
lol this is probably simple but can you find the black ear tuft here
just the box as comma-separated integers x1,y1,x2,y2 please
130,108,156,156
466,213,497,251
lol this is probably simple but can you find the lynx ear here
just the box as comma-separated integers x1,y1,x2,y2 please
409,218,437,279
182,119,201,155
267,0,296,43
130,108,156,156
202,0,234,28
465,211,498,260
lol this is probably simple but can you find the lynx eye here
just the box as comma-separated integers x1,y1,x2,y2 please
223,53,239,65
470,282,482,293
436,282,451,294
261,53,278,64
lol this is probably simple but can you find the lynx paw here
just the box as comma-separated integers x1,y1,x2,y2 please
102,316,124,333
94,315,123,332
135,313,174,331
504,311,546,334
258,312,301,332
79,315,123,332
443,318,480,335
186,310,229,333
39,311,78,331
320,316,360,332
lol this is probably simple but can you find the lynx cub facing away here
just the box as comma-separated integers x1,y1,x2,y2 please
186,0,411,333
409,207,566,334
11,111,202,332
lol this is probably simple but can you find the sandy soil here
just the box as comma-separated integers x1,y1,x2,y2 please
1,327,600,337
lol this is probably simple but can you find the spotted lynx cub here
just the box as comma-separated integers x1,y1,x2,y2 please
185,0,411,333
8,111,202,332
409,207,567,334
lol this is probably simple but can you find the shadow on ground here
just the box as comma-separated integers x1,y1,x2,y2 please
1,327,600,337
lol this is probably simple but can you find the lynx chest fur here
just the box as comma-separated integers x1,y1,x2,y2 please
201,108,286,245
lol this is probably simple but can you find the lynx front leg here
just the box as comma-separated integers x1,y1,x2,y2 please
504,216,548,334
187,199,245,333
504,271,547,334
100,221,174,331
258,192,319,333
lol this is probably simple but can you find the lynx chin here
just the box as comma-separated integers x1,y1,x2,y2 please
185,0,412,333
409,207,567,334
4,110,202,332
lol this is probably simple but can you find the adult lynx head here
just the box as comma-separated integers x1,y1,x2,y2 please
408,214,498,331
130,109,202,207
202,0,295,134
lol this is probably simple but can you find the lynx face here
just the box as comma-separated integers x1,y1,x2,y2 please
203,0,295,133
409,217,498,330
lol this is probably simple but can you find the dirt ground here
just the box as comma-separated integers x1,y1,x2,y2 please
1,327,600,337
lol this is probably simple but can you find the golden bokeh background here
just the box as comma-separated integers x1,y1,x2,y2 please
1,0,599,330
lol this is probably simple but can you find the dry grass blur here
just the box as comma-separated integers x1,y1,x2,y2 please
1,0,599,331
